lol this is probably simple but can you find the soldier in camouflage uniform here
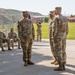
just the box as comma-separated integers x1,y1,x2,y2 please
8,28,21,49
36,21,42,42
0,31,11,51
49,11,58,65
53,7,68,71
18,11,35,66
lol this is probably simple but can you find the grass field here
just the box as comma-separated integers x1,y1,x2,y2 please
0,22,75,40
67,23,75,39
34,23,49,39
34,22,75,40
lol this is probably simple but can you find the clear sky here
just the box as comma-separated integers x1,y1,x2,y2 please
0,0,75,15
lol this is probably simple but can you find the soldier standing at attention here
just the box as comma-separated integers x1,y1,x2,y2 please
36,21,42,42
18,11,35,66
49,11,58,65
54,7,68,71
8,28,21,49
0,31,11,51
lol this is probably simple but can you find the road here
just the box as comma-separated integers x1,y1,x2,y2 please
0,39,75,75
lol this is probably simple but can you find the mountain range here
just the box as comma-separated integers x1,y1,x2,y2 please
0,8,43,23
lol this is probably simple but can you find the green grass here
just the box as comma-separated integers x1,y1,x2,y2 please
34,22,75,40
1,22,75,40
34,23,49,39
67,23,75,40
0,25,10,31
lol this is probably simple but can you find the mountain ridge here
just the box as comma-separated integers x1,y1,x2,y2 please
0,8,43,23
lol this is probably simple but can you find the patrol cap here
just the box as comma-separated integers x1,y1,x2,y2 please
55,7,62,10
22,11,29,16
50,10,55,14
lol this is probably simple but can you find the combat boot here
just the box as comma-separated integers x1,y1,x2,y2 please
40,39,41,42
63,62,66,70
54,62,64,71
8,48,12,51
54,61,58,65
2,49,5,51
1,47,5,51
51,60,57,64
18,46,21,49
24,61,28,66
28,60,34,65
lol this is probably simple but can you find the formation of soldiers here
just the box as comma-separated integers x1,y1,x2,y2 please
0,6,68,71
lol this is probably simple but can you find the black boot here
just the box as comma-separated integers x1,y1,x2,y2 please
24,62,28,66
28,60,34,65
8,48,12,50
18,47,21,49
24,61,28,66
2,49,5,51
2,47,5,51
63,62,66,70
54,62,64,71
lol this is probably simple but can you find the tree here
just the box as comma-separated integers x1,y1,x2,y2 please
70,14,75,17
70,14,74,17
43,17,49,23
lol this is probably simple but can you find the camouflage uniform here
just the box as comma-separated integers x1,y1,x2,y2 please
49,18,56,59
54,14,68,68
0,31,11,51
36,22,42,42
8,28,21,49
18,11,35,65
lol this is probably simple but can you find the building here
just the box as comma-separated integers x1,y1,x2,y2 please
31,15,48,23
68,17,75,22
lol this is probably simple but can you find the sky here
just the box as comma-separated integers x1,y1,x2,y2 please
0,0,75,15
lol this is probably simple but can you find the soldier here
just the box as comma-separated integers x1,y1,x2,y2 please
0,31,11,51
36,21,42,42
18,11,35,66
53,7,68,71
49,11,58,65
8,28,21,49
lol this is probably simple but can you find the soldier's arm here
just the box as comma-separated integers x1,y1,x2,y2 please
32,23,35,40
3,33,6,38
36,23,39,26
17,21,20,37
61,17,68,34
17,21,22,39
66,19,69,35
58,16,68,40
54,18,58,38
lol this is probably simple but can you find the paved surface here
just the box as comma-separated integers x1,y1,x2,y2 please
0,39,75,75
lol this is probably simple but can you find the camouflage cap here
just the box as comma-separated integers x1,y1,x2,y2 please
55,7,62,10
50,10,55,14
22,11,29,15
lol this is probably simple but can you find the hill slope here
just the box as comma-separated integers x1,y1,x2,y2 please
0,8,43,23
